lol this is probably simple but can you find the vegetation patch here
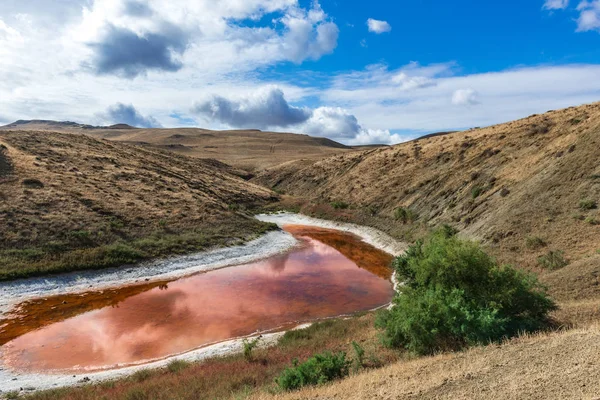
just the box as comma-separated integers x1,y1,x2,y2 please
538,250,569,270
394,207,418,223
376,228,557,355
275,351,350,391
0,221,277,281
22,178,44,189
330,201,350,210
579,199,598,211
526,236,547,250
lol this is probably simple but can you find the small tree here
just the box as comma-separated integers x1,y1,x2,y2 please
376,228,556,355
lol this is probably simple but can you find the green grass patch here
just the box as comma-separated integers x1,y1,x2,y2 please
0,220,277,281
330,201,350,210
394,207,418,223
538,250,569,270
526,236,547,250
579,199,598,211
275,351,350,391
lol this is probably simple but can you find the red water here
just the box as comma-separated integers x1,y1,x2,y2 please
1,225,393,373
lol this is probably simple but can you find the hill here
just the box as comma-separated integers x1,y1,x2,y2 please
0,130,277,280
1,121,356,172
255,102,600,271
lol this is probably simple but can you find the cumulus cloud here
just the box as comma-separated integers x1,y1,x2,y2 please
576,0,600,31
192,88,311,129
89,24,188,78
191,87,398,144
543,0,569,9
302,107,361,138
72,0,339,78
321,63,600,136
452,89,480,106
279,8,339,63
100,103,162,128
367,18,392,34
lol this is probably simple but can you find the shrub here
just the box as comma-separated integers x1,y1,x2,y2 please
471,185,484,199
132,369,152,382
167,359,189,373
276,351,350,391
5,391,20,400
331,201,349,210
538,250,569,270
585,217,598,225
351,341,365,370
526,236,547,250
579,199,597,211
22,178,44,189
243,336,261,361
394,207,418,223
376,228,556,355
68,230,93,245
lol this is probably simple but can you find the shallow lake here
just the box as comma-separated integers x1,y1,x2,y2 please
0,225,394,373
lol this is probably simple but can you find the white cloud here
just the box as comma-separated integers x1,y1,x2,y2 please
576,0,600,31
367,18,391,34
452,89,479,106
191,87,399,145
192,87,311,129
98,103,162,127
543,0,569,9
320,63,600,136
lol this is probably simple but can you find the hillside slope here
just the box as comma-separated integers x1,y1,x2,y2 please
256,324,600,400
0,131,277,280
256,102,600,269
0,121,356,172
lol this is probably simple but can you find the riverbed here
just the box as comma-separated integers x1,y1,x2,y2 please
0,213,405,393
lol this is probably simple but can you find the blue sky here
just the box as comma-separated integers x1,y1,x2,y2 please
0,0,599,144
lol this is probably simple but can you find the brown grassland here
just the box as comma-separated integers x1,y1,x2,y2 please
2,102,600,400
0,121,357,172
0,131,277,280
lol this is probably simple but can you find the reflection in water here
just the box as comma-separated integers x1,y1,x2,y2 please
1,226,394,373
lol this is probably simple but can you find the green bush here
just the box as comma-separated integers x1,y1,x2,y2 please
526,236,547,250
275,351,350,391
351,341,365,370
331,201,350,210
394,207,418,223
376,228,556,355
243,336,261,361
166,359,189,373
579,199,598,211
471,186,484,199
538,250,569,270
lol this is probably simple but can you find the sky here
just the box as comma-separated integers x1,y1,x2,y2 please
0,0,599,145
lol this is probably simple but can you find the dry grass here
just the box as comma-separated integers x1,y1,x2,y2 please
255,101,600,271
0,123,357,172
0,131,277,279
253,323,600,400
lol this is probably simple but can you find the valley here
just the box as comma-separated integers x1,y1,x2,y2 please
0,102,599,399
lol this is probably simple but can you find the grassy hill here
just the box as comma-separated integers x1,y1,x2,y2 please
0,131,277,280
256,102,600,271
0,121,355,172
